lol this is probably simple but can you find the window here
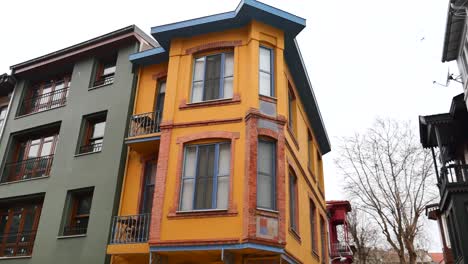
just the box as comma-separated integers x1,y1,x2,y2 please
259,46,273,97
0,197,43,257
63,188,94,236
93,55,117,87
78,112,107,154
19,76,70,115
320,216,327,263
310,199,318,253
289,172,299,231
288,87,297,133
308,132,314,171
317,150,323,188
155,79,166,121
140,159,157,214
257,139,276,210
2,133,58,183
179,142,231,211
0,106,7,131
191,52,233,103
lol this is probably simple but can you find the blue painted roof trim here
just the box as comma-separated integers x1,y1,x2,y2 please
150,242,284,253
131,0,331,154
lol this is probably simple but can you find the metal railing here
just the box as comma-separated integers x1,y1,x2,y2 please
128,111,162,137
440,164,468,191
93,74,114,87
19,87,68,116
0,230,37,257
63,222,88,236
79,142,103,154
330,242,353,257
1,155,54,183
110,214,150,244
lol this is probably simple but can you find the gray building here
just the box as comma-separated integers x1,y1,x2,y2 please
0,73,16,140
0,25,155,263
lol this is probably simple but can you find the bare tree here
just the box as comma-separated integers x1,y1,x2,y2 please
347,207,380,264
335,118,437,264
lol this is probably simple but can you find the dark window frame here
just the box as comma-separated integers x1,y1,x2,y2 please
256,138,277,211
289,171,299,232
92,55,117,88
63,188,94,236
139,158,157,214
259,46,274,97
78,112,107,154
310,199,318,253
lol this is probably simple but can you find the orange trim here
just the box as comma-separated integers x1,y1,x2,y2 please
185,40,242,54
161,118,243,130
167,210,238,219
151,238,239,246
179,94,241,110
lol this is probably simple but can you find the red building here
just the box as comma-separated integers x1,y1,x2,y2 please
327,200,353,264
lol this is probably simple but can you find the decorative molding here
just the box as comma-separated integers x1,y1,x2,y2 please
161,118,243,130
151,238,239,247
179,94,241,110
259,95,277,104
152,71,167,80
185,40,242,55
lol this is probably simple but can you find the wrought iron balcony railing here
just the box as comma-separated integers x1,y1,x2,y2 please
440,164,468,191
128,111,161,137
0,230,37,257
79,142,103,154
1,155,54,183
93,73,114,87
19,87,68,116
110,214,150,244
330,242,353,258
63,221,88,236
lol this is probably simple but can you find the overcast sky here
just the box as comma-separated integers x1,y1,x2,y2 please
0,0,458,252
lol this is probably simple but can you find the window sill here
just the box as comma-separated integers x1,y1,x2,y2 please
179,95,241,110
15,104,66,119
168,209,237,219
0,175,49,186
259,95,277,103
256,208,279,218
74,150,102,157
287,125,299,150
57,234,87,239
89,82,113,91
289,228,301,244
0,256,32,260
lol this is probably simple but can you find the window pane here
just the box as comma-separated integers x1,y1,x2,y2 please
180,179,194,211
289,174,297,229
40,141,53,156
224,53,234,77
223,77,233,99
183,147,197,178
194,145,215,209
259,72,271,96
257,174,273,209
191,81,203,103
27,144,39,159
92,121,106,138
103,65,116,76
257,140,275,210
217,176,229,209
193,57,205,81
55,81,65,91
159,81,166,93
77,195,92,215
204,55,222,101
259,47,271,72
0,107,7,118
258,141,274,174
218,143,231,176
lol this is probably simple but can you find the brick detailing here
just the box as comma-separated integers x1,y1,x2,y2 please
170,131,240,216
185,40,242,55
149,126,172,243
179,94,241,110
243,108,287,246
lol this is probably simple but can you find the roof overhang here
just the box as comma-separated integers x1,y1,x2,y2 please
442,0,467,62
131,0,331,154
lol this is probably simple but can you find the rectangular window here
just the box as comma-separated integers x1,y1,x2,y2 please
289,172,299,231
320,216,327,263
310,199,318,253
93,55,117,87
308,132,314,171
63,188,94,236
257,139,276,210
259,46,273,97
288,87,296,133
140,159,157,214
0,106,7,131
191,52,233,103
78,112,107,154
179,142,231,211
317,150,323,188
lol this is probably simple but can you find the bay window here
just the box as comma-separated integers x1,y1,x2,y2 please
257,139,276,210
179,142,231,211
191,52,233,103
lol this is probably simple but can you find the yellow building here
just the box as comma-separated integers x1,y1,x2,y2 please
107,1,331,263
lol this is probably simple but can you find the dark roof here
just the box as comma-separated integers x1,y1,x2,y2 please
0,74,16,96
11,25,157,74
442,0,467,62
130,0,331,154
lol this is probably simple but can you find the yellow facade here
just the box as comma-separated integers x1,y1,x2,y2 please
108,15,329,264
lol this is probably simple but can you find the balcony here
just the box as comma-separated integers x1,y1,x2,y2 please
110,214,150,244
79,142,103,154
1,155,54,183
330,242,353,258
128,111,162,138
439,164,468,192
18,87,68,116
0,230,37,257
